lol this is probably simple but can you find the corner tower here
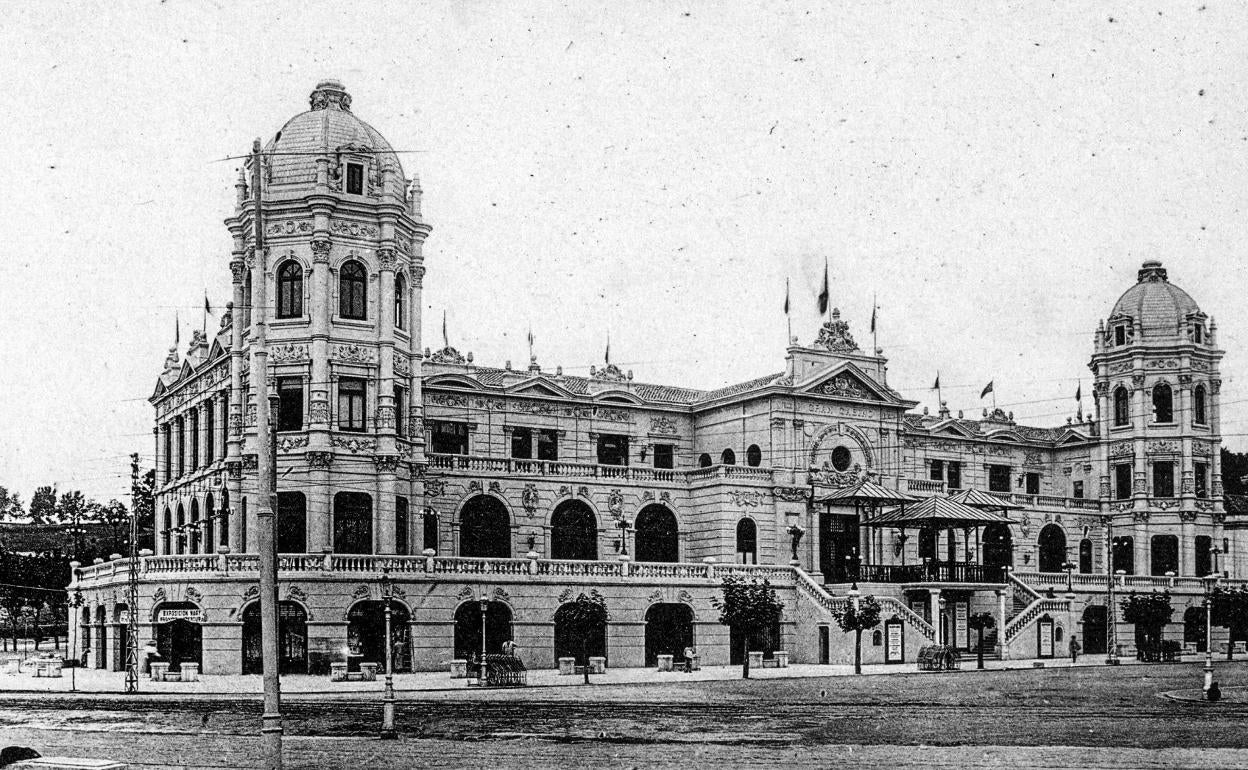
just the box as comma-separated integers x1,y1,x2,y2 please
1089,260,1224,578
222,80,432,555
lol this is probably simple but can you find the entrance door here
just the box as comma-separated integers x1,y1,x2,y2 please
1082,605,1107,655
158,620,203,673
819,511,859,582
818,626,830,664
644,603,694,666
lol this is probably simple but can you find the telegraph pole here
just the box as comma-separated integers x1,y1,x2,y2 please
250,138,284,770
125,463,140,693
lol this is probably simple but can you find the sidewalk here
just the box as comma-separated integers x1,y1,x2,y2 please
0,655,1153,698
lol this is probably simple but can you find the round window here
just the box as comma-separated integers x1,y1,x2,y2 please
831,446,852,471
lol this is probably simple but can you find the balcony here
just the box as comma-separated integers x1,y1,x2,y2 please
425,454,773,485
853,562,1006,585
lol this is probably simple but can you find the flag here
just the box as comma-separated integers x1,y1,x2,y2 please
204,295,213,316
981,381,994,399
527,328,535,349
441,310,448,349
174,311,180,346
932,373,940,390
870,297,877,334
1075,383,1082,402
605,334,611,365
784,278,790,315
817,259,830,315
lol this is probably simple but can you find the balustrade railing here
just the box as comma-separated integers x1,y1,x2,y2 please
425,453,755,484
1014,570,1216,591
856,562,1006,584
1004,598,1070,643
905,478,946,494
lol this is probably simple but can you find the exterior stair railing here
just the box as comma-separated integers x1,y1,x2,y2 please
792,567,936,643
1003,571,1070,647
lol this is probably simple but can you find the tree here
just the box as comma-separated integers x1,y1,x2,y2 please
713,576,785,679
834,594,882,674
557,591,610,684
1221,449,1248,496
967,612,996,670
1121,592,1174,657
28,487,57,525
130,454,156,552
98,499,130,555
1211,585,1248,660
0,487,24,521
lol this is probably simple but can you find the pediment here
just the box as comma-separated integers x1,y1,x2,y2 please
985,430,1025,443
426,375,484,391
799,363,893,403
593,389,646,405
1057,430,1090,445
206,339,226,362
930,420,977,438
505,377,577,399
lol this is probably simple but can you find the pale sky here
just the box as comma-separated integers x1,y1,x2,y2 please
1,1,1246,504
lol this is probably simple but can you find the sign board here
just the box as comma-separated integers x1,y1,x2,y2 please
955,602,969,650
884,618,904,663
1038,615,1055,658
157,608,205,624
118,611,130,625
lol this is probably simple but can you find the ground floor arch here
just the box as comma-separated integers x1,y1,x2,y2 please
635,505,679,563
154,602,203,673
553,602,608,666
644,603,694,666
453,600,513,661
347,601,412,673
729,619,781,664
1184,606,1207,653
94,604,108,669
242,601,310,674
1082,605,1107,656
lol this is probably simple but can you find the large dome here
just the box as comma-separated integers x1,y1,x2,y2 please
1109,260,1201,341
261,80,407,197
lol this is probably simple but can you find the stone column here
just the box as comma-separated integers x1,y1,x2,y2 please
928,589,942,646
227,252,247,555
307,234,333,553
374,247,398,555
996,588,1008,657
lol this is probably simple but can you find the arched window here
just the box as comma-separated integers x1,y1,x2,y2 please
1152,382,1173,423
1194,384,1207,425
550,501,597,560
1111,535,1135,575
189,499,200,554
1079,538,1094,573
1113,387,1130,426
394,272,407,330
422,510,438,553
697,453,712,468
1037,524,1066,573
175,503,186,555
339,260,367,320
203,493,215,554
721,448,736,465
1150,534,1179,576
736,518,757,564
746,444,762,467
243,272,253,327
635,505,679,563
459,495,511,558
161,507,172,555
276,260,303,318
218,489,230,548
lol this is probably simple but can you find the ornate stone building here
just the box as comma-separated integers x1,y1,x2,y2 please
69,82,1238,676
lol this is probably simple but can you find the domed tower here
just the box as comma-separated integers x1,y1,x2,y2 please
222,80,431,555
1090,260,1224,578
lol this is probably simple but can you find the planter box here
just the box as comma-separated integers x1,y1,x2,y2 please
747,651,764,670
149,662,170,682
449,659,468,679
558,657,577,676
588,656,606,674
656,654,673,672
180,663,199,682
330,662,349,682
774,651,789,668
360,662,379,681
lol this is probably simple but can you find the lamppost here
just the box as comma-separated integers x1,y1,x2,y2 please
380,566,396,739
1062,561,1076,593
70,587,83,694
478,594,490,683
1203,546,1222,694
1102,514,1119,665
615,517,633,557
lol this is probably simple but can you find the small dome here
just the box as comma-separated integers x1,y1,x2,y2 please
260,80,407,197
1109,260,1201,341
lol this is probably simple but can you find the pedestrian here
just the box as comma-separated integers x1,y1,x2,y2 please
142,639,160,673
1069,634,1081,664
683,646,695,674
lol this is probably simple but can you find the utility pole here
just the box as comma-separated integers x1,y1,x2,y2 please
1103,514,1119,665
125,465,139,693
251,138,283,770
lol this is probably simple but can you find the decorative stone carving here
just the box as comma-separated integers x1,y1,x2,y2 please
333,344,376,364
1147,440,1180,455
815,375,869,400
376,405,395,429
1146,358,1179,370
607,489,624,517
1178,374,1193,385
647,589,663,604
226,460,243,479
677,589,695,605
641,490,655,502
591,363,628,382
377,247,396,270
270,344,308,364
659,491,671,503
1131,374,1146,388
310,237,332,263
372,455,400,473
1132,510,1150,522
650,415,677,434
1110,441,1134,459
394,356,411,378
267,220,312,236
773,486,809,502
488,481,501,494
492,586,511,604
813,308,858,353
1179,510,1200,522
430,346,467,365
1194,500,1214,512
1193,442,1211,456
306,451,333,469
287,586,308,604
329,221,378,238
809,468,858,488
578,486,590,499
230,260,248,283
468,480,482,494
309,400,330,425
1024,451,1042,465
521,483,539,513
331,436,376,453
184,586,203,604
423,478,445,497
728,490,765,507
557,485,571,498
352,584,370,601
1154,500,1179,510
278,436,308,453
242,454,259,471
1211,379,1222,394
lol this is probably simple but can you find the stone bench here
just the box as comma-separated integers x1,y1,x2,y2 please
33,659,63,678
329,662,378,682
760,651,788,668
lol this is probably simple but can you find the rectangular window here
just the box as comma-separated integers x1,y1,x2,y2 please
337,378,366,432
537,429,558,461
189,411,199,471
988,464,1011,493
947,461,962,490
653,443,674,469
1115,325,1126,346
177,417,186,477
1115,463,1133,499
1195,535,1212,577
1073,480,1084,499
510,427,533,459
1025,472,1040,495
346,162,364,195
396,496,409,555
163,426,172,483
430,421,469,455
1154,461,1175,498
1195,462,1209,498
393,385,406,436
278,378,304,432
1194,324,1203,344
929,459,944,482
423,510,438,552
597,434,629,466
205,401,215,464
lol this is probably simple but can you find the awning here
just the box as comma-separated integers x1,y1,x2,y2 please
814,478,920,507
868,494,1014,527
947,488,1023,511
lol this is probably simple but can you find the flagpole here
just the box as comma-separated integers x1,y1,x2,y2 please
871,292,878,356
785,277,792,347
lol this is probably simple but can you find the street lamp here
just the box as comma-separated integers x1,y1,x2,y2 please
380,566,396,739
1203,547,1222,695
69,587,83,694
615,517,633,557
1061,561,1076,593
478,594,490,683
